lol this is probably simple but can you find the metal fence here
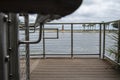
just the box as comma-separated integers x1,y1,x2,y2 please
14,18,120,80
1,13,120,80
20,23,116,58
41,23,102,58
19,22,120,59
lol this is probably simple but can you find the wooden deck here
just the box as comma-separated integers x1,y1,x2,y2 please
30,58,120,80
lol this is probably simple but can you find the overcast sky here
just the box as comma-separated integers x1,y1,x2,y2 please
24,0,120,23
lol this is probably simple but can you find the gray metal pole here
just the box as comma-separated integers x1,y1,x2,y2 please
43,24,46,59
71,24,74,58
99,24,102,59
103,23,106,59
9,13,20,80
24,14,30,80
0,13,9,80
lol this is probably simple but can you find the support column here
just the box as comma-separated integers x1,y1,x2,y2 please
43,24,46,59
9,13,20,80
0,13,9,80
71,24,73,58
24,14,30,80
99,24,102,59
103,23,106,59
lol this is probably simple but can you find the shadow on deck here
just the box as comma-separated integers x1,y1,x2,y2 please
30,58,120,80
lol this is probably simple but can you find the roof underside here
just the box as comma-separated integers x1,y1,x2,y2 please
0,0,82,16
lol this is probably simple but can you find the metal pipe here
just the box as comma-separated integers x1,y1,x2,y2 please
24,14,30,80
71,24,73,58
42,27,60,58
9,13,20,80
0,13,8,80
103,23,106,59
43,24,46,59
19,23,43,44
43,28,59,39
99,24,102,59
45,22,103,25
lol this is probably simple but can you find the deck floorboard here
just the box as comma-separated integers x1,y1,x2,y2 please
30,59,120,80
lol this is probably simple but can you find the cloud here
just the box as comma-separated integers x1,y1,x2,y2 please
52,0,120,22
19,14,37,23
29,14,37,23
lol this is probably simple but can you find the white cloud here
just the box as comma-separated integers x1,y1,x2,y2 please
29,14,37,23
19,14,37,23
52,0,120,22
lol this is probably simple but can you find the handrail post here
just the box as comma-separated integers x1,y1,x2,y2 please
9,13,20,80
43,24,46,59
99,24,102,59
71,24,74,58
0,13,9,80
24,14,30,80
103,22,106,59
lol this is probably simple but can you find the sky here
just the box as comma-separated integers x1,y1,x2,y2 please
20,0,120,23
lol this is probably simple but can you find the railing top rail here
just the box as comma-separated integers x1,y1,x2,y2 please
105,20,120,23
44,19,120,25
45,22,103,25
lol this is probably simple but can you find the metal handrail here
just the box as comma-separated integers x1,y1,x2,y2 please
43,28,59,39
45,22,103,25
19,23,43,44
42,23,104,58
106,20,120,24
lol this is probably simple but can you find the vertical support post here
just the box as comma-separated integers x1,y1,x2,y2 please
10,13,20,80
71,24,73,58
103,23,106,59
99,24,102,59
43,24,46,59
0,13,9,80
0,13,20,80
24,14,30,80
118,21,120,63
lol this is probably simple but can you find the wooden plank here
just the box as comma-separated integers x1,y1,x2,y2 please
30,59,120,80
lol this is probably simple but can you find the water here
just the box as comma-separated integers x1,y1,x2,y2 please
19,30,116,60
44,24,115,30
